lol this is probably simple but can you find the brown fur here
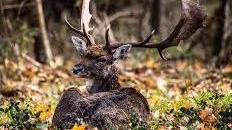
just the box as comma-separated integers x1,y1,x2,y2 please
52,87,149,129
85,45,107,58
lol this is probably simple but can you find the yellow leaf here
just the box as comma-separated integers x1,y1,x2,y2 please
145,59,154,68
71,123,86,130
32,103,52,121
147,95,161,104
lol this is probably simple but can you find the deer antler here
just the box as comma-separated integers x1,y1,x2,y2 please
65,0,95,46
105,0,206,60
104,28,156,54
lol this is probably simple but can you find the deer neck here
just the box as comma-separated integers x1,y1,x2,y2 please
86,66,120,94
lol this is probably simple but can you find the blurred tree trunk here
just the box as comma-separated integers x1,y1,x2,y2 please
138,0,163,41
212,0,231,67
216,0,231,66
35,0,53,64
188,0,231,67
212,0,228,57
138,0,149,41
33,35,47,64
149,0,162,34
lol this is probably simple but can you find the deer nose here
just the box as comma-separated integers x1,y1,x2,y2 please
72,65,84,74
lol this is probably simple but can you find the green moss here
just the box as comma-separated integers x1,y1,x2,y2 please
193,92,216,108
153,99,172,113
216,93,232,108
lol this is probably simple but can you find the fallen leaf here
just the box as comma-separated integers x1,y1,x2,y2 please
199,107,217,124
71,123,86,130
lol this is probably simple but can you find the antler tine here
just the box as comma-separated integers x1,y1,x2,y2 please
104,28,111,53
82,24,93,46
107,29,155,50
65,15,94,46
64,15,85,38
133,30,156,46
140,19,186,60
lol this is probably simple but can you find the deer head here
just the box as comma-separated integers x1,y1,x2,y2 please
67,0,206,78
71,35,131,78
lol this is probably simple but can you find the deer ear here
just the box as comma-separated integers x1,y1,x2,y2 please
71,36,87,53
113,44,132,59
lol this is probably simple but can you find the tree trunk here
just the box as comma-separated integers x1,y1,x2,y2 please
149,0,162,34
216,0,231,66
212,0,228,58
188,0,231,67
35,0,53,64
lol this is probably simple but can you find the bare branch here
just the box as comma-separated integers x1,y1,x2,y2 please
1,3,35,10
108,9,143,23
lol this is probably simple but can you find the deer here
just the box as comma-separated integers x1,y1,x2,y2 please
52,0,206,129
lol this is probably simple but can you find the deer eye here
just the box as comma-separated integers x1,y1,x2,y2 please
97,57,107,63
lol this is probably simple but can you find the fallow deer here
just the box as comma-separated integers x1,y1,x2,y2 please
52,0,206,129
52,25,150,129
